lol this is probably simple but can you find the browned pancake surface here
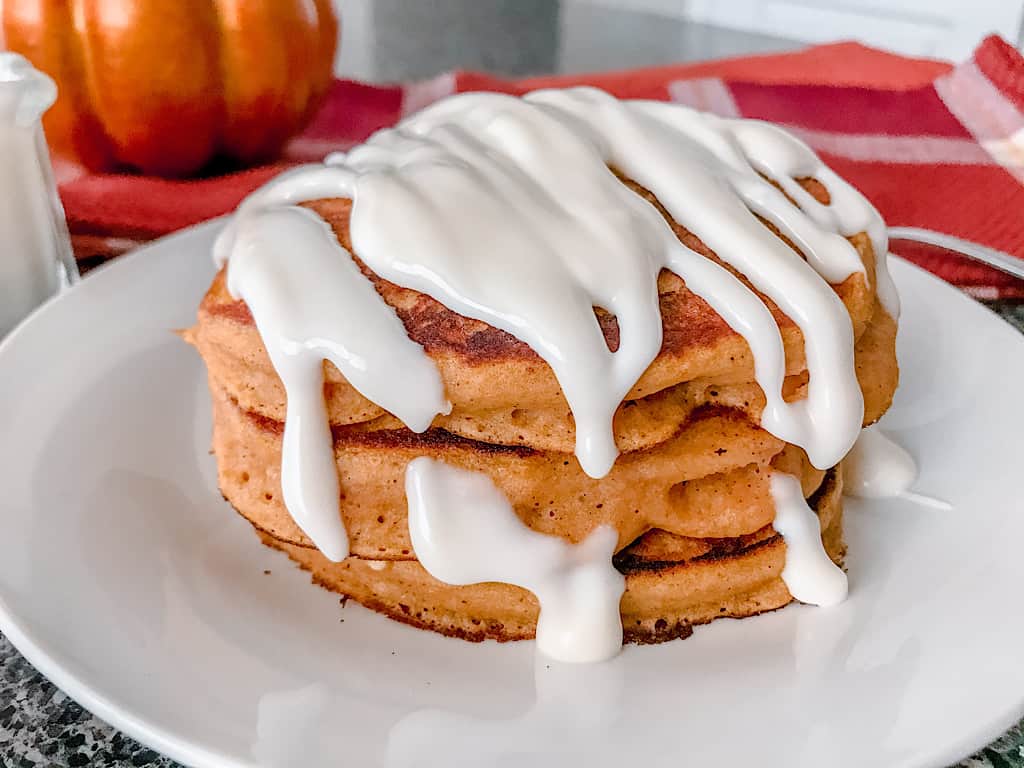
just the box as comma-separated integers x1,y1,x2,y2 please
259,468,844,644
188,168,892,648
189,175,892,453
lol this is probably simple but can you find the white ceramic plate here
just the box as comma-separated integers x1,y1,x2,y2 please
1,221,1023,768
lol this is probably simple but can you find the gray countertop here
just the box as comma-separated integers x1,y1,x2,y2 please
2,2,1023,766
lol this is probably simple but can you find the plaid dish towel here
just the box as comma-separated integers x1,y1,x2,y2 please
58,35,1024,299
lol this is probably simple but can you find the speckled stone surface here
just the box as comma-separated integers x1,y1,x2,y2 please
0,633,175,767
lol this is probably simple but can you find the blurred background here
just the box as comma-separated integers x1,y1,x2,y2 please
333,0,1024,81
2,0,1023,317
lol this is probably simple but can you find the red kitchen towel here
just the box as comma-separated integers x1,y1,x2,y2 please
59,35,1024,299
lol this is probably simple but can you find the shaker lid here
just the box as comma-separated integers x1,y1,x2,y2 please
0,53,57,127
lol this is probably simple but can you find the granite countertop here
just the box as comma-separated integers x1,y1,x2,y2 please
2,2,1023,765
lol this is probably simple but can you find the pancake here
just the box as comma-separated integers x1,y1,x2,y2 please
190,188,893,455
188,89,900,658
211,378,833,556
258,466,843,644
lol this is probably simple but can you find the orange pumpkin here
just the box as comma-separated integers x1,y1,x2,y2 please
2,0,337,176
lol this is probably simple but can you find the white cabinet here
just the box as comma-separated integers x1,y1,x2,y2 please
580,0,1024,59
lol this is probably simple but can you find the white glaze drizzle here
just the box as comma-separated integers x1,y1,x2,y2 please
223,205,449,561
405,457,625,663
728,119,899,318
844,425,951,510
216,87,893,576
769,472,848,607
844,425,916,500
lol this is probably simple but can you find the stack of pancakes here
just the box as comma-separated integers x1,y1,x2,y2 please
188,175,897,644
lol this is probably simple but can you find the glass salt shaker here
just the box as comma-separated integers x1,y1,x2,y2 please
0,52,78,339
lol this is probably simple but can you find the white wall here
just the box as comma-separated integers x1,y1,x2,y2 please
577,0,1024,59
333,0,376,80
